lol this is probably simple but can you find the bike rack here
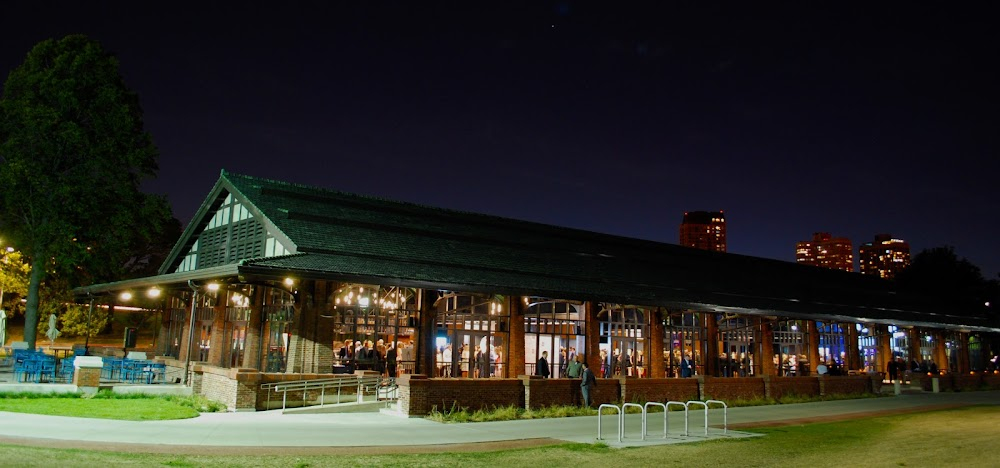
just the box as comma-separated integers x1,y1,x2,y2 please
705,399,729,435
597,404,622,442
621,403,644,440
665,400,688,437
642,402,667,440
685,400,709,436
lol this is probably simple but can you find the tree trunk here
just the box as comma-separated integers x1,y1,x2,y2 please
23,257,46,349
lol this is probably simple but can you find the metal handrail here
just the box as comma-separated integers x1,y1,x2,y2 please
261,375,383,411
665,401,688,437
642,402,667,440
621,403,644,440
597,404,623,442
705,399,729,434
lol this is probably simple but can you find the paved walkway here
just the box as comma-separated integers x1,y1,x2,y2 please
1,390,997,453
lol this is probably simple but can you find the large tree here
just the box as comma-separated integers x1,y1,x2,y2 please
0,35,170,348
894,246,991,318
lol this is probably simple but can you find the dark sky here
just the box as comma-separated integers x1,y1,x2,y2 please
4,2,998,278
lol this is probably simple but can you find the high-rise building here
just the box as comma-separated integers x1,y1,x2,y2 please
859,234,911,279
679,211,726,252
796,232,853,272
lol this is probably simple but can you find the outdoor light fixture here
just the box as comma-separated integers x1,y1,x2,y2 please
147,287,161,298
119,291,133,301
206,283,220,291
284,277,294,287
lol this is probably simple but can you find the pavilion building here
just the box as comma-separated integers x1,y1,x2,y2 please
75,171,999,413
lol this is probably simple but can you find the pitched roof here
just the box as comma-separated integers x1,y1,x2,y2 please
91,170,998,332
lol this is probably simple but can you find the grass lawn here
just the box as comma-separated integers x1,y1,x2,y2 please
0,406,995,467
0,393,222,420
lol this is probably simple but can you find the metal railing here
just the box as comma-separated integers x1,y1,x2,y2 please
261,375,385,411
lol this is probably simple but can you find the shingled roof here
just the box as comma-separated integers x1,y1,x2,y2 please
85,170,997,332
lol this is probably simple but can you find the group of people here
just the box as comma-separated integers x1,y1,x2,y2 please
336,339,414,378
597,348,650,378
886,356,940,383
436,343,503,378
535,350,598,406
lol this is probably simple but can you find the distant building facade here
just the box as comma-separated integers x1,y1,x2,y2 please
859,234,911,279
796,232,854,272
679,211,726,252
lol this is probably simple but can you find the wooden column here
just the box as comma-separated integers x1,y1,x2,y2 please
807,320,821,375
285,280,333,373
508,296,526,377
155,307,170,357
584,301,602,376
648,308,665,378
417,289,437,376
178,293,194,362
934,330,948,372
758,318,775,376
908,327,922,364
207,287,227,366
877,324,893,374
242,286,264,370
703,312,718,377
846,325,860,371
956,332,970,373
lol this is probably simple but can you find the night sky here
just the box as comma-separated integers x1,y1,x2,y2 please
4,3,998,278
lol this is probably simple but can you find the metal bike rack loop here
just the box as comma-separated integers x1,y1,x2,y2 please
621,403,644,440
665,400,688,437
597,404,623,442
685,400,709,436
642,402,667,440
705,399,729,434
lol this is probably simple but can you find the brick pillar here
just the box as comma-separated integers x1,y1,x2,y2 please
207,286,228,366
417,289,437,376
508,296,526,377
648,308,665,378
807,320,820,375
584,301,601,375
242,286,264,370
703,312,718,377
956,332,970,373
933,330,947,372
758,318,775,376
846,324,860,371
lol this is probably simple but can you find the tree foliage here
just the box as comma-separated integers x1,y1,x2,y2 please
895,246,991,318
0,249,30,315
0,35,171,348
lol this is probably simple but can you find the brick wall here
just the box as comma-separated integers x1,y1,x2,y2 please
398,375,524,416
257,372,364,410
768,376,820,399
822,375,872,395
982,374,1000,389
702,377,765,401
621,378,698,403
192,365,264,411
952,373,984,391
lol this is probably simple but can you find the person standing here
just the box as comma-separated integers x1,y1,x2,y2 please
536,351,550,378
580,361,597,407
887,358,898,383
680,353,693,378
567,354,583,378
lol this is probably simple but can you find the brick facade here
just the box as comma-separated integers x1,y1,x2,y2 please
398,374,524,416
702,376,766,401
767,376,820,399
620,378,698,403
